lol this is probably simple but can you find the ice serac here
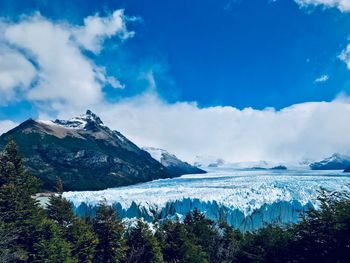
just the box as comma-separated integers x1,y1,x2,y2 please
0,110,170,191
63,169,350,231
143,147,206,176
309,153,350,170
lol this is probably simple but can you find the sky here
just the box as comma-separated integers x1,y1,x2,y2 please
1,0,350,163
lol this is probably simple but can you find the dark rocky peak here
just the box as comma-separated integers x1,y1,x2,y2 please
53,110,105,130
85,110,104,125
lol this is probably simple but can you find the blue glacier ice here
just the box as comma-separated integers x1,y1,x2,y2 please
63,168,350,231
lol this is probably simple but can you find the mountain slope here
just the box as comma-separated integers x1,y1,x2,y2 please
309,153,350,170
0,110,169,191
143,147,206,176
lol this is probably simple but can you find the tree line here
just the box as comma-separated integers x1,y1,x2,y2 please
1,140,350,262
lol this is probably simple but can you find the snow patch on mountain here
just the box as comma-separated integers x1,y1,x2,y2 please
143,147,206,176
143,147,167,163
53,110,104,130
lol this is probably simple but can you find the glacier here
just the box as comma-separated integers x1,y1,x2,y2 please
63,168,350,231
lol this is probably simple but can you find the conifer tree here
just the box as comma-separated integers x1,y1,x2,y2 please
0,221,25,262
47,177,75,229
69,218,97,263
93,202,126,263
0,140,43,261
47,177,97,262
33,218,74,263
157,219,208,263
125,220,164,263
183,209,216,262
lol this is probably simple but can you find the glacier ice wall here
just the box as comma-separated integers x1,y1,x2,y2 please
73,198,314,231
64,168,350,231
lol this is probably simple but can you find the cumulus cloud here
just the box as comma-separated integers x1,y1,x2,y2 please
314,74,329,83
42,92,350,164
73,9,134,53
295,0,350,12
0,47,36,104
0,10,131,111
0,120,17,136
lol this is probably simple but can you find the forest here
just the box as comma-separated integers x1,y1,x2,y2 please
1,140,350,263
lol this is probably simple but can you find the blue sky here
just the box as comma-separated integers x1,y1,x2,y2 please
2,0,350,162
1,0,350,112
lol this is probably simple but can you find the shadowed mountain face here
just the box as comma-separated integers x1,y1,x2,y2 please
309,153,350,170
143,147,206,176
0,110,169,191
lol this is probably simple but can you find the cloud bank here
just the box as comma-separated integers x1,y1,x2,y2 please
75,93,350,164
295,0,350,12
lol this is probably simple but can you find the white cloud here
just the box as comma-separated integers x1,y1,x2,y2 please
0,120,17,135
295,0,350,12
339,43,350,69
0,10,131,111
45,93,350,164
0,48,36,104
73,9,134,54
4,16,102,108
314,74,329,82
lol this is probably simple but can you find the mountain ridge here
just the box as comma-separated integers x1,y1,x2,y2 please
143,147,206,176
309,153,350,170
0,110,172,191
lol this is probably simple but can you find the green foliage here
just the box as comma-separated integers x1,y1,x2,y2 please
0,221,26,262
47,179,75,229
0,140,44,261
47,177,98,262
93,202,126,263
33,218,74,263
158,218,209,263
68,218,97,263
125,220,164,263
287,188,350,263
235,225,292,263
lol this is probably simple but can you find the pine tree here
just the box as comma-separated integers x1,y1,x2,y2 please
215,222,242,263
33,218,75,263
183,209,216,262
125,220,164,263
69,218,97,262
157,219,208,263
0,140,44,261
93,202,126,263
47,177,97,262
47,177,75,229
0,221,26,262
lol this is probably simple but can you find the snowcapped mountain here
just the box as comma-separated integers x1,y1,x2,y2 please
143,147,206,176
0,110,170,191
309,153,350,170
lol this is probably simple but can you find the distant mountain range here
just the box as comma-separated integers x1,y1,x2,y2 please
143,147,206,176
309,153,350,171
0,110,205,191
